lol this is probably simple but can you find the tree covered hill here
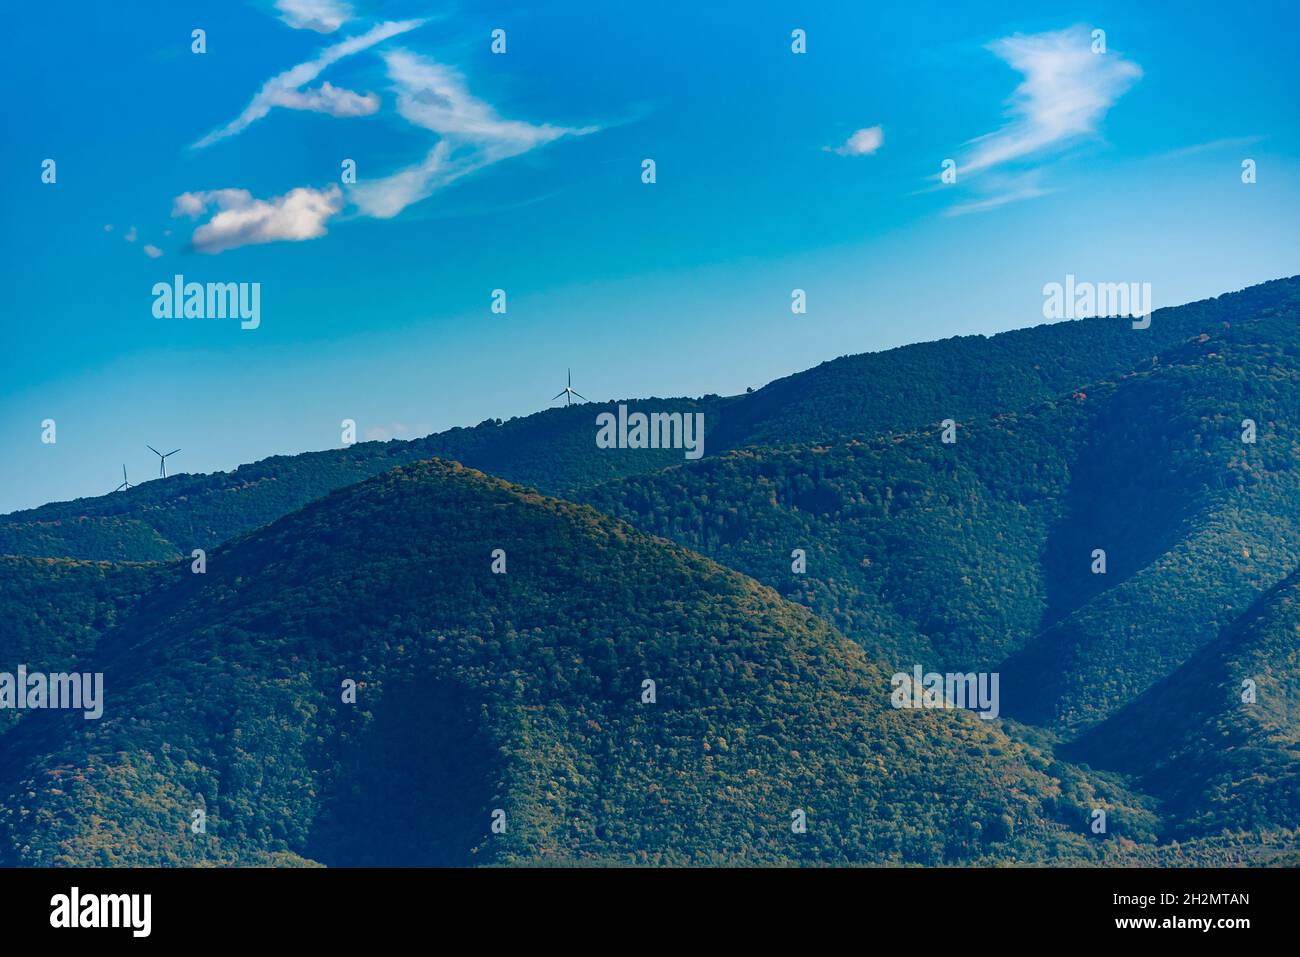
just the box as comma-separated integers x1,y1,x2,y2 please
4,276,1300,865
584,303,1300,736
4,276,1296,563
0,556,156,739
706,275,1300,451
0,461,1151,866
1069,566,1300,841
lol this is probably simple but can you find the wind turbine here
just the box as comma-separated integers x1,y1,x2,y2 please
114,465,133,492
147,445,180,478
551,369,586,407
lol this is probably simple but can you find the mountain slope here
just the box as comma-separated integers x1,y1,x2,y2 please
1069,568,1300,840
5,276,1297,563
583,302,1300,739
0,556,156,738
0,461,1138,866
583,395,1090,671
1000,316,1300,729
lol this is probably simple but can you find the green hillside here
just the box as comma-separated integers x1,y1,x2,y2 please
0,461,1146,866
584,311,1300,734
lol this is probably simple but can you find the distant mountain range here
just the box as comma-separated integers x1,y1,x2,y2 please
2,275,1299,865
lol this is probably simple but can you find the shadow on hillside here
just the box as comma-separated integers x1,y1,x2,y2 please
303,675,500,867
1003,375,1213,724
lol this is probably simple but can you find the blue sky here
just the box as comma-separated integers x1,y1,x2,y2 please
2,0,1298,512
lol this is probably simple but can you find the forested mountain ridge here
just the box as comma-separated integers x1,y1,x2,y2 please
5,276,1297,563
3,275,1300,866
584,300,1300,732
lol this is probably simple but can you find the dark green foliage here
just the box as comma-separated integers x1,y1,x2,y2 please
584,318,1300,736
1070,568,1300,838
0,556,156,737
0,518,177,562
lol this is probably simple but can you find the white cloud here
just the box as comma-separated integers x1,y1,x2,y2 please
173,189,244,218
350,49,596,219
103,224,114,232
143,244,164,258
957,26,1140,177
275,0,352,34
830,125,883,157
192,19,424,148
172,185,344,253
124,225,138,243
267,80,380,117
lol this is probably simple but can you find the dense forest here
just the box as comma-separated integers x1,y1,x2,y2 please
0,462,1159,866
2,275,1299,865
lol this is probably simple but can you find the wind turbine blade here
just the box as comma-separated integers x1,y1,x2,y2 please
551,390,567,400
571,390,587,400
166,449,180,457
147,445,161,456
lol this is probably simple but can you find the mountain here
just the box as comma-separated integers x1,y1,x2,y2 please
0,461,1151,866
5,275,1300,866
585,303,1300,734
5,277,1298,564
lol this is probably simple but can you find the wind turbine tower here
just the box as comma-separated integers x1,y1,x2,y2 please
147,445,181,478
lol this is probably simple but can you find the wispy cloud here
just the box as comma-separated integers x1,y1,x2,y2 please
181,25,593,247
268,80,380,118
958,26,1140,177
172,186,344,253
142,244,164,258
1151,134,1265,161
944,171,1055,216
274,0,352,34
350,49,597,219
192,19,424,148
828,125,884,157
